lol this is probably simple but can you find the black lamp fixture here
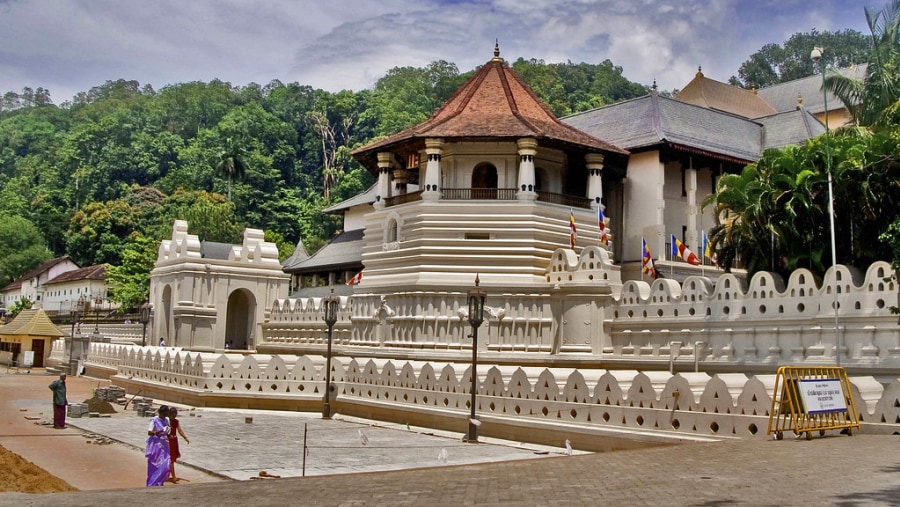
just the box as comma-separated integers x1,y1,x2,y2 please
139,300,151,347
322,287,340,419
466,274,486,442
810,46,841,366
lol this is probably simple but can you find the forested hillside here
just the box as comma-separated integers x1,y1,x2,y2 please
0,57,647,302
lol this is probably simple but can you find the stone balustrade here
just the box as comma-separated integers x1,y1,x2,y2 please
258,261,899,369
80,343,900,443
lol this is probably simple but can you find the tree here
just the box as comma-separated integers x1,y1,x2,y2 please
825,0,900,127
732,29,871,88
8,297,33,318
0,214,52,287
705,127,900,280
106,234,158,311
215,139,247,201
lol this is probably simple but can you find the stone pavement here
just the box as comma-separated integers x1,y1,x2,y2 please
1,369,899,506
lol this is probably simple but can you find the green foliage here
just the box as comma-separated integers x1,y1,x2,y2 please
8,297,33,318
705,127,900,279
733,29,871,88
263,229,295,262
106,235,158,312
825,0,900,127
0,214,52,287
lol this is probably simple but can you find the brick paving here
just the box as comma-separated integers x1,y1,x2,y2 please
1,369,898,506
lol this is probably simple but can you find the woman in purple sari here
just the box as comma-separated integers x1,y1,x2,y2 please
145,405,171,487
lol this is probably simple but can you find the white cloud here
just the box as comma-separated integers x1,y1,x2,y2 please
0,0,873,103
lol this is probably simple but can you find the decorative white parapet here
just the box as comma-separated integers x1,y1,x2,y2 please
85,343,900,441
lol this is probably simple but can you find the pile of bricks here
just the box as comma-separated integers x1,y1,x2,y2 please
94,385,127,404
131,398,156,417
67,403,89,418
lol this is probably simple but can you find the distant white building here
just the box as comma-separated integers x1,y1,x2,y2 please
0,256,80,312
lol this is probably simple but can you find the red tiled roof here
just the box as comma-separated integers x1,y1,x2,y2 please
353,51,627,172
45,264,107,285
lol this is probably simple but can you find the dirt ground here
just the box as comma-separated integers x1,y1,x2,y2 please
0,444,77,493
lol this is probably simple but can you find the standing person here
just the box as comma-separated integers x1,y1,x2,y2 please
48,373,68,429
167,407,190,483
145,405,171,487
159,337,166,347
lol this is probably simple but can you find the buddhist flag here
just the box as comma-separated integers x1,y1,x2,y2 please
598,207,609,245
346,270,363,285
671,235,701,266
641,238,657,278
703,231,717,265
569,208,577,249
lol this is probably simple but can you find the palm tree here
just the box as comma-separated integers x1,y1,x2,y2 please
216,139,247,201
824,0,900,128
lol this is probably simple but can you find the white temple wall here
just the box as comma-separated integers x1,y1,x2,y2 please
81,343,900,444
259,258,898,369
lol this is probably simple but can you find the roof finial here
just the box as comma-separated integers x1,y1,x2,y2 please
697,65,703,77
651,79,658,91
493,39,501,61
797,94,804,109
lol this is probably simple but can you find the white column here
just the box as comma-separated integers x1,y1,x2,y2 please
685,161,699,250
516,138,537,201
375,152,392,210
423,138,443,202
586,153,605,208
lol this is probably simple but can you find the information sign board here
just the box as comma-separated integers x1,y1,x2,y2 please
799,378,847,414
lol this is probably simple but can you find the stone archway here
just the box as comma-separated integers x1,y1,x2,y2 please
225,289,257,350
472,162,498,199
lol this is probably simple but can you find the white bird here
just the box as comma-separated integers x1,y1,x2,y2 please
565,439,573,456
358,429,369,446
438,448,449,463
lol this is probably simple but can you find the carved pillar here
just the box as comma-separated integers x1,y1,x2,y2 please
516,138,538,201
586,153,605,207
423,138,443,202
375,152,393,210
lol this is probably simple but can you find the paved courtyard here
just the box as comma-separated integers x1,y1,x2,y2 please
1,369,898,506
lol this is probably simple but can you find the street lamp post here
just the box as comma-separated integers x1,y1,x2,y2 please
139,301,151,347
322,287,340,419
93,295,103,335
466,275,486,443
811,46,841,366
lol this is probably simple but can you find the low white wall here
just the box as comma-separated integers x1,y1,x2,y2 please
83,343,900,444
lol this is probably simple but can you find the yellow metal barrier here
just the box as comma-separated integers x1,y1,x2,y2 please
767,366,860,440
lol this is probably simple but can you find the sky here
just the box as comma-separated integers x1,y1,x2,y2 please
0,0,876,104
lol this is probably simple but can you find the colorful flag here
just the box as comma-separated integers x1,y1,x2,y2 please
346,270,364,285
671,234,701,266
642,238,657,278
703,231,717,265
598,207,609,245
569,209,577,249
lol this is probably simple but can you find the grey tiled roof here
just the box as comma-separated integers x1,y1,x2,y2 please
563,93,762,162
757,64,866,114
282,229,364,273
323,185,377,214
758,109,826,150
200,241,234,261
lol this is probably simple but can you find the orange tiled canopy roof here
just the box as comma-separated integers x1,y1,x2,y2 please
353,47,627,173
